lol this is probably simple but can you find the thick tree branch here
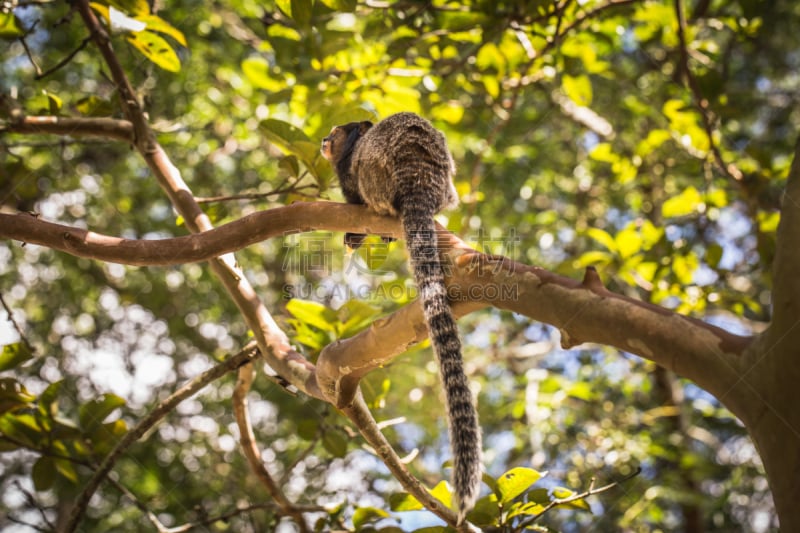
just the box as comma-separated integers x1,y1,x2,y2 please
739,135,800,531
1,203,753,420
0,203,398,266
318,231,753,424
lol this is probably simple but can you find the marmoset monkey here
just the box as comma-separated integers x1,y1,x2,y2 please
321,112,481,522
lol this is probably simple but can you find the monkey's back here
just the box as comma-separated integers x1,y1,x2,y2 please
351,112,458,216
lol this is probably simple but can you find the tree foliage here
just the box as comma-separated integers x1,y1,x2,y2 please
1,0,797,531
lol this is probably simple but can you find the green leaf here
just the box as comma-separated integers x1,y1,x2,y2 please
634,261,658,283
126,30,181,72
481,471,498,493
107,0,150,16
662,99,709,152
527,487,551,504
352,506,390,529
758,211,780,233
296,418,319,440
496,467,543,504
28,90,63,115
291,0,313,27
0,378,35,414
662,186,703,218
551,486,575,499
0,343,33,372
276,0,313,25
279,155,301,178
90,419,128,456
287,320,330,351
705,244,723,269
562,74,593,106
259,120,321,177
589,142,618,164
242,57,283,91
285,299,337,332
55,457,79,483
706,187,728,208
319,0,357,11
79,393,125,433
615,226,643,259
275,0,292,17
573,250,614,269
465,493,500,526
551,486,591,510
0,12,25,40
136,14,187,46
389,492,424,512
567,381,595,401
0,412,42,447
32,456,57,491
586,228,617,253
635,129,671,157
322,427,348,458
506,500,547,520
429,480,453,507
671,254,698,285
260,118,312,145
37,380,62,421
353,236,393,272
75,96,115,116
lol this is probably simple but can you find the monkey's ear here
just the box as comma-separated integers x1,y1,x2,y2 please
359,121,373,134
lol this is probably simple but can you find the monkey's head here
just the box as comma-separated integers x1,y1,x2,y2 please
320,120,373,165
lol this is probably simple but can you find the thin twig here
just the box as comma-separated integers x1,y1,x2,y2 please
64,346,257,532
0,292,34,354
18,20,43,77
104,476,172,533
11,480,55,531
6,515,49,533
520,466,642,527
194,183,318,204
107,474,300,533
35,35,94,81
280,436,322,486
673,0,743,182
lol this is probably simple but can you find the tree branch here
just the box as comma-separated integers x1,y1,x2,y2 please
2,116,134,143
232,363,310,532
0,203,396,266
341,391,467,529
64,346,257,532
1,203,753,421
523,467,642,527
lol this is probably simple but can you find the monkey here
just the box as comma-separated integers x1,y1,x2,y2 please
321,112,482,523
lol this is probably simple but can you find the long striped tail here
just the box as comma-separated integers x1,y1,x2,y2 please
399,199,482,524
